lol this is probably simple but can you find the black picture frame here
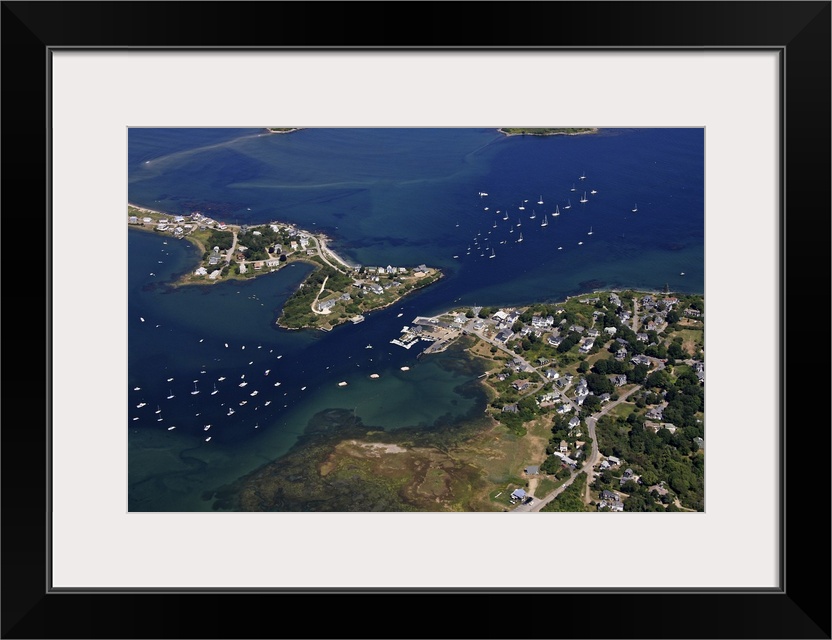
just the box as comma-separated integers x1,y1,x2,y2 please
3,2,829,638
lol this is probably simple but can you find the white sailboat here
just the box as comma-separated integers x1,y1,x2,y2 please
503,211,509,221
553,205,560,217
537,195,544,205
529,210,536,219
588,226,593,235
155,405,162,414
517,232,524,243
190,382,200,395
580,191,588,203
580,171,586,180
632,203,638,212
564,199,572,210
489,247,496,259
518,202,525,211
541,213,548,227
570,183,576,192
211,383,219,395
167,389,175,399
590,189,598,194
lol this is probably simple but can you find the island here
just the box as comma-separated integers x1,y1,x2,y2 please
266,127,304,134
498,127,599,136
208,288,705,513
127,204,442,331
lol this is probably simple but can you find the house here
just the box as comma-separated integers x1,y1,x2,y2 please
253,261,264,270
194,267,208,276
548,335,564,347
238,263,247,274
636,332,649,342
631,354,651,366
414,264,429,274
603,501,625,512
685,308,702,317
556,404,572,415
512,380,532,392
266,259,280,268
586,328,600,338
538,392,558,405
579,338,595,353
537,357,550,366
600,489,620,502
604,326,618,336
510,488,527,501
502,404,519,413
545,368,559,379
524,465,540,475
217,222,227,230
607,456,621,466
694,436,705,450
208,255,221,266
128,216,138,224
366,283,384,295
609,293,621,307
574,384,589,397
645,407,664,420
598,393,611,403
339,293,351,301
568,416,580,430
208,269,222,280
495,330,514,343
559,440,568,453
568,324,585,334
615,348,628,362
318,299,337,312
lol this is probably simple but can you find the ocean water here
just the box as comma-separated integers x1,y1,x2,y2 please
128,127,704,511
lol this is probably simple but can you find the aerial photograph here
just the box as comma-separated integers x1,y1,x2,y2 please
128,127,704,513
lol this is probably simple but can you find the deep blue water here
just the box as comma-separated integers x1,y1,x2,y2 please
128,127,703,511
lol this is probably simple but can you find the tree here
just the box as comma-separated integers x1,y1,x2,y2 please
465,309,475,319
512,320,524,333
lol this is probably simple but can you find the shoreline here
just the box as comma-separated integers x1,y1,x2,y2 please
498,127,600,137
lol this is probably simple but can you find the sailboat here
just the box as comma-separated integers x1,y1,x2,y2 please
493,220,497,228
570,183,576,192
541,213,548,227
155,405,162,414
537,195,544,205
580,192,588,203
516,219,521,227
632,203,638,212
529,210,536,219
517,232,524,243
580,171,586,180
564,199,572,210
227,407,235,416
489,247,496,259
590,189,598,195
211,383,219,395
588,226,594,235
518,202,525,211
553,205,560,217
190,382,200,395
167,389,175,400
503,211,509,221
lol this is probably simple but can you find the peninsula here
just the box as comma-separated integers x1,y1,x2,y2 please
127,205,442,331
215,288,705,513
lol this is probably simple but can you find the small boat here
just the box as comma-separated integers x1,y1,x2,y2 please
133,386,141,391
516,220,521,227
217,376,226,381
264,369,270,375
203,424,211,431
274,381,281,387
205,437,212,442
199,339,204,343
570,183,576,192
167,426,176,431
517,233,523,243
541,214,548,227
224,343,229,348
264,400,271,406
227,408,235,416
132,417,139,421
503,211,509,221
250,390,259,396
632,203,638,212
191,383,199,395
254,423,259,429
489,248,496,258
564,199,572,210
154,407,161,416
140,317,145,322
478,191,488,197
680,272,686,276
338,381,348,387
529,210,536,219
590,189,598,195
558,246,563,250
400,366,410,371
248,361,254,366
370,374,380,379
211,384,219,396
580,171,586,180
580,192,588,204
301,386,307,391
453,255,459,259
578,241,584,245
537,195,543,205
167,377,174,382
239,381,248,387
588,227,593,235
136,401,146,408
156,415,163,422
277,355,283,359
518,202,525,211
242,345,245,350
366,344,373,349
167,387,175,400
239,400,247,406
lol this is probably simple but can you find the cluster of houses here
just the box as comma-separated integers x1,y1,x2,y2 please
129,213,191,239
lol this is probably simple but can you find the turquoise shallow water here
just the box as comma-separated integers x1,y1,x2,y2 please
128,127,704,511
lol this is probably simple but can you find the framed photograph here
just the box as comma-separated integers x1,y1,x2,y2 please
4,1,829,638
